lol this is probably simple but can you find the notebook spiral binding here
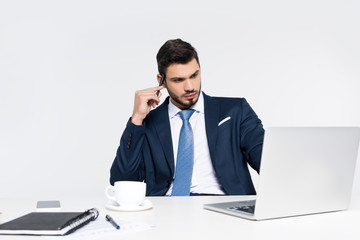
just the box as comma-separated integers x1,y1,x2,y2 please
61,208,99,235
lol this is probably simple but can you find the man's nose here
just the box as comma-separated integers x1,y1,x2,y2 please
184,79,194,91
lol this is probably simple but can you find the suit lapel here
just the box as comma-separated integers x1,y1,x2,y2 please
153,97,175,175
203,93,219,162
152,93,220,175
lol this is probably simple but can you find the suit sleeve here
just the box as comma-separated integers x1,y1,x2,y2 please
239,98,264,173
110,119,146,185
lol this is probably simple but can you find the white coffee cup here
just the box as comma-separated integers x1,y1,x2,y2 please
105,181,146,207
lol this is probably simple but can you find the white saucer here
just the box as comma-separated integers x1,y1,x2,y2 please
105,199,153,212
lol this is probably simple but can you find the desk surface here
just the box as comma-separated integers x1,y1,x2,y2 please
1,195,360,240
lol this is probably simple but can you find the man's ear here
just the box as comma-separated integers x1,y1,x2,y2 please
157,74,162,84
157,74,167,88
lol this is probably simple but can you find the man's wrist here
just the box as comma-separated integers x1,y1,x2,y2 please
130,115,144,126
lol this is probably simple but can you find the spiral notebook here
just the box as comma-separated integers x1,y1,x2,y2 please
0,208,99,236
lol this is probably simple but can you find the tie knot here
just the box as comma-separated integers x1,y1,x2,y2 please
178,109,195,121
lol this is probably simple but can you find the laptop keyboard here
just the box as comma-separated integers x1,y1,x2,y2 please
228,205,255,214
227,200,256,214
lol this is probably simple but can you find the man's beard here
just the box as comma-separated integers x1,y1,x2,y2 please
167,84,201,109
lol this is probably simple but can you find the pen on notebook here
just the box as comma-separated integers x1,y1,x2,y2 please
105,214,120,230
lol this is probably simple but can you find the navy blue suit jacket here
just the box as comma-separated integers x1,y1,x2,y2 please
110,92,264,196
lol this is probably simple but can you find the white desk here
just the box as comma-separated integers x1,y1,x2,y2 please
1,195,360,240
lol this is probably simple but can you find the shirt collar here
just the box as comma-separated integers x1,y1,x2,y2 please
168,91,204,119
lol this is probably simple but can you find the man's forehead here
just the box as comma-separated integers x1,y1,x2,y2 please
166,58,200,77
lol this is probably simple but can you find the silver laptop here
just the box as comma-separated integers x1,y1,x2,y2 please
204,127,360,220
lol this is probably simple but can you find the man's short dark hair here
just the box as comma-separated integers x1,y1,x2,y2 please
156,39,200,75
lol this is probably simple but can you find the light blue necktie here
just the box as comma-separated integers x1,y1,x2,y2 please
172,109,195,196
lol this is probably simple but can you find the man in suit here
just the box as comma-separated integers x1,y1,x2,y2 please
110,39,264,196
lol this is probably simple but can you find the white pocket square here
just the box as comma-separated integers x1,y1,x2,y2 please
218,116,231,126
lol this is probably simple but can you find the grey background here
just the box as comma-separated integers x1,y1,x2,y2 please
1,0,359,198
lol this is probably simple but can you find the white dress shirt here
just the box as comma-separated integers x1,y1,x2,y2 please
165,92,226,195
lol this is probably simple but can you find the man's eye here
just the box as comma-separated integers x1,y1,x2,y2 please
190,73,198,78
